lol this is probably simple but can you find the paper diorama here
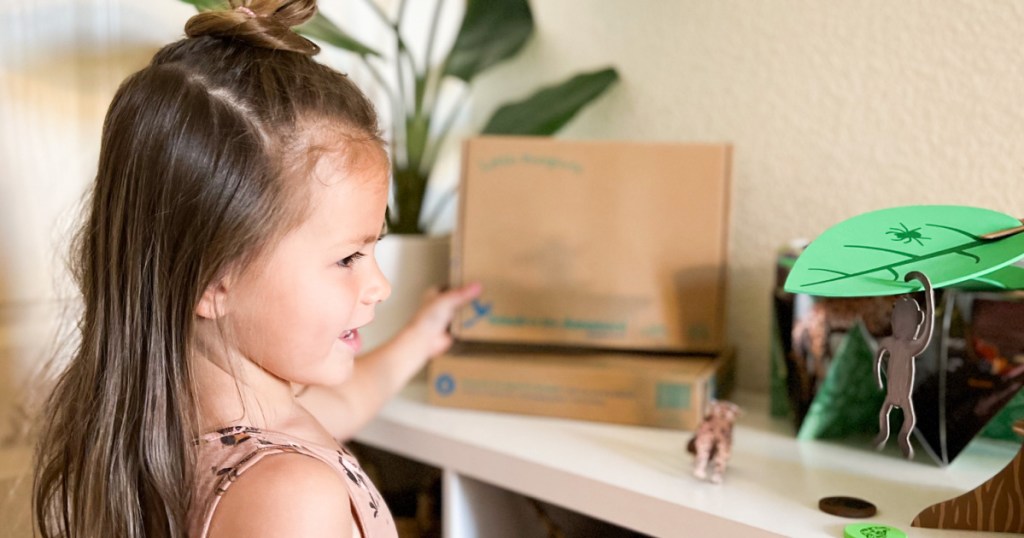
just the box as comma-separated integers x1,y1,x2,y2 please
785,206,1024,451
784,205,1024,533
775,262,1024,464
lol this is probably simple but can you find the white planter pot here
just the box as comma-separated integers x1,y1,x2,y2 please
360,234,451,352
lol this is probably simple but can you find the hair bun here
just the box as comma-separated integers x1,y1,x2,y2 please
185,0,320,56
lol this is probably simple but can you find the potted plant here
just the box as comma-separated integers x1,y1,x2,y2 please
181,0,619,346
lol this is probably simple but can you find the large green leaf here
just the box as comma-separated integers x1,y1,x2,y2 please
179,0,228,10
443,0,533,82
297,12,379,57
482,68,619,135
178,0,379,57
784,205,1024,297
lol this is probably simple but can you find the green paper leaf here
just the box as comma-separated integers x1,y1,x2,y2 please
797,324,885,439
785,206,1024,297
951,264,1024,291
443,0,533,82
482,68,619,135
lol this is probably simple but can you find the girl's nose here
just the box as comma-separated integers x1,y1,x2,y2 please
362,259,391,305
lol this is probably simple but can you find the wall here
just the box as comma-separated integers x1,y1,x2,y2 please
465,1,1024,390
2,1,1023,421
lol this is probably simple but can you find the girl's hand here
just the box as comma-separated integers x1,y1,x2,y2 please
400,282,482,358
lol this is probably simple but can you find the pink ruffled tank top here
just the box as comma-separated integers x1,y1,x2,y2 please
188,425,397,537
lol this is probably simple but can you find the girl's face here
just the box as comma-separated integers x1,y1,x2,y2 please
223,144,391,387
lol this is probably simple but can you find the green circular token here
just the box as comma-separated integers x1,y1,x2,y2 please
844,523,907,538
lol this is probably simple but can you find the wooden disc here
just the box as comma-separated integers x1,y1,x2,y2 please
819,496,877,518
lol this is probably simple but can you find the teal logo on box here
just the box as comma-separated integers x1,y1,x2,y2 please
656,383,691,409
435,374,456,396
479,153,584,174
463,299,492,328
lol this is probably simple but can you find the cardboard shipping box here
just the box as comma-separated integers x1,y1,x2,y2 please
451,136,731,353
427,345,734,430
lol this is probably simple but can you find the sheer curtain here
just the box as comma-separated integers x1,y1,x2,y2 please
0,0,192,445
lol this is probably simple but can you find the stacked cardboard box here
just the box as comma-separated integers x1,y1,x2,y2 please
429,344,734,429
429,136,733,429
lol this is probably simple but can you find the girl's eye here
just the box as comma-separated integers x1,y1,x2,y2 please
336,252,365,268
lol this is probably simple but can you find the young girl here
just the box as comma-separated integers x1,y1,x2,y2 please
32,1,479,536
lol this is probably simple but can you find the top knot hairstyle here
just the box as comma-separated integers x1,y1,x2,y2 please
32,1,382,537
185,0,321,56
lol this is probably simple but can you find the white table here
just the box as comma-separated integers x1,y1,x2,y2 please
355,382,1018,537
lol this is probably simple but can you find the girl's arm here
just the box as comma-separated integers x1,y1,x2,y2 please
298,283,481,440
207,454,354,538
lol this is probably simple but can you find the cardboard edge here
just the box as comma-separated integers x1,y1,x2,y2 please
450,138,473,336
716,145,734,350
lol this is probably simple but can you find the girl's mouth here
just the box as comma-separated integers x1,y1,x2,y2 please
339,329,362,353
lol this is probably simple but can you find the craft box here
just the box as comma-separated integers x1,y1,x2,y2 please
427,344,734,430
450,136,732,353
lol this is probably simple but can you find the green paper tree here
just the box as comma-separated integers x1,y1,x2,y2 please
785,206,1024,297
797,323,886,439
769,316,792,418
982,388,1024,441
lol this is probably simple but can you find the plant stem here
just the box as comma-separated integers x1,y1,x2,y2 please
360,55,403,167
393,0,412,171
393,0,433,177
418,0,446,113
420,84,468,176
391,166,428,234
423,186,457,232
361,0,420,75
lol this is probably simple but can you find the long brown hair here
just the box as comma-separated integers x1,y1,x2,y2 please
32,1,381,536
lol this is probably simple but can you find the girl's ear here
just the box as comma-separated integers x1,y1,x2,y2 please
196,276,231,319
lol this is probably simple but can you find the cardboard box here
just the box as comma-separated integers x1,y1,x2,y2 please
451,136,731,353
427,345,734,430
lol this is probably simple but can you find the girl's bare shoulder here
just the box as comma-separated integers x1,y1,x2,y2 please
207,452,353,538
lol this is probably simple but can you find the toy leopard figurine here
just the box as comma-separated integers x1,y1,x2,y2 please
688,400,741,484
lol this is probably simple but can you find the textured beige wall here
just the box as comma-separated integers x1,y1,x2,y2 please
463,1,1024,390
4,1,1024,400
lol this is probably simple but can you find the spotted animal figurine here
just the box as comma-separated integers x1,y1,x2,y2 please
874,271,934,459
689,400,741,484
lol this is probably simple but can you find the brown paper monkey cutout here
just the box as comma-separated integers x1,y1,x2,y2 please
873,271,934,459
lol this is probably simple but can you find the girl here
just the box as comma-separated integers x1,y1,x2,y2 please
32,1,479,536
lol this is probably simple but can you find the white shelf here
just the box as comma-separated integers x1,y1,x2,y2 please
354,382,1019,537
